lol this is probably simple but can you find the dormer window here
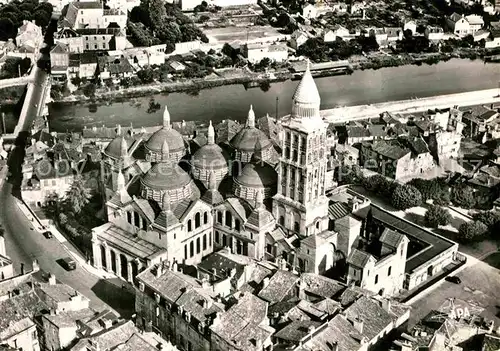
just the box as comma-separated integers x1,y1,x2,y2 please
185,312,191,322
198,322,205,333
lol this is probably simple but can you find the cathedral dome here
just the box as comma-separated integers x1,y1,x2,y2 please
141,162,192,191
230,105,272,163
145,106,186,162
146,128,185,153
104,135,129,159
192,121,229,187
236,163,277,188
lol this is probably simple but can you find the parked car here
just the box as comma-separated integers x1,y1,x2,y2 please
61,257,76,271
445,276,461,284
43,231,53,239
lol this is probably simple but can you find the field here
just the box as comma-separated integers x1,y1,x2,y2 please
203,25,286,44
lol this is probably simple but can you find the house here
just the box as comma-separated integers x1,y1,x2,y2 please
385,27,403,44
303,3,318,19
67,52,99,79
485,28,500,48
60,1,127,30
328,25,350,41
403,20,417,35
106,0,141,12
425,26,445,41
50,42,70,82
54,28,84,53
461,105,500,138
360,138,435,181
367,27,388,46
243,42,288,64
98,56,136,81
446,13,473,36
290,30,310,49
0,236,13,281
15,20,43,52
466,14,484,33
125,44,166,67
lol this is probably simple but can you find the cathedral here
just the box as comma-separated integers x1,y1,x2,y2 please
91,62,344,283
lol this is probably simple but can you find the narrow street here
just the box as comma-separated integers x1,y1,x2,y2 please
0,181,135,318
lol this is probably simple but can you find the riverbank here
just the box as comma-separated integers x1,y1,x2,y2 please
50,51,491,107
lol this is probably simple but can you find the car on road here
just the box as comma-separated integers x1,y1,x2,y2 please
445,276,461,284
61,256,76,271
42,231,53,239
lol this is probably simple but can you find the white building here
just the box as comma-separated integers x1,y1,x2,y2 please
243,42,289,64
61,1,127,30
15,20,43,51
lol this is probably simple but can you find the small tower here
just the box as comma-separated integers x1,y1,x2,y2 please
201,171,224,206
207,120,215,145
163,105,171,130
247,105,255,128
161,139,170,162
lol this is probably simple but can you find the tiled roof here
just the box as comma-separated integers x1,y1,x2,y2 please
328,202,350,221
224,197,253,222
379,228,406,249
258,270,298,304
43,308,96,328
95,223,164,259
339,286,375,307
138,266,201,304
37,282,90,305
371,140,410,160
296,315,361,351
274,320,322,342
344,296,393,341
299,273,346,300
211,292,272,349
346,248,374,268
215,120,243,144
197,249,253,281
71,320,137,351
313,298,341,316
175,288,223,324
246,205,274,229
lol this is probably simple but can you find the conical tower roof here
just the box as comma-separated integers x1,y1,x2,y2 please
291,60,321,119
201,171,224,205
154,193,179,228
293,60,320,105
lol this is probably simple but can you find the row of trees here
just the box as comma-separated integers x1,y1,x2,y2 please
0,0,52,41
297,37,376,63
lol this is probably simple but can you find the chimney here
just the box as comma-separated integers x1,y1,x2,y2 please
172,261,178,272
381,298,391,313
212,268,217,277
48,273,56,285
262,277,270,288
201,278,211,289
347,196,359,212
98,318,113,329
307,325,316,334
20,263,25,275
352,317,364,334
155,264,162,277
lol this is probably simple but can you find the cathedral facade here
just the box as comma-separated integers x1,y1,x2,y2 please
91,63,344,284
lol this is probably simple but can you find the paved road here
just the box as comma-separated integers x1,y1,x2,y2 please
0,181,134,317
0,75,33,89
322,88,500,122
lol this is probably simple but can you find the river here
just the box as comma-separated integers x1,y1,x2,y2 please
5,59,500,133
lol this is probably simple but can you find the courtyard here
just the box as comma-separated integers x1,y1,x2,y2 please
409,257,500,330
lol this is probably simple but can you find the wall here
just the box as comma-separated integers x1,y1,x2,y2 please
41,317,78,351
3,323,39,351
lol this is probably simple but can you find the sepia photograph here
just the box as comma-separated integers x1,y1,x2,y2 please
0,0,499,349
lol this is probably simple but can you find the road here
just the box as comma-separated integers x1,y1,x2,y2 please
322,88,500,123
0,181,134,317
0,75,33,89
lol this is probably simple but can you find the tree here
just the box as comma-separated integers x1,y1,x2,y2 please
451,184,476,209
65,176,91,214
457,221,488,243
472,211,500,230
82,82,96,97
391,184,423,210
408,178,450,203
362,174,393,197
137,67,155,83
130,5,151,26
424,205,452,228
0,57,30,78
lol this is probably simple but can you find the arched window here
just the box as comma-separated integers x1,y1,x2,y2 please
293,149,298,162
222,234,227,247
316,221,320,230
196,237,201,254
294,221,300,232
285,147,290,159
190,241,194,257
195,212,201,228
134,212,140,227
203,234,207,250
215,231,220,243
375,274,379,284
217,211,223,224
279,216,285,226
203,212,208,224
225,211,232,227
235,219,241,231
126,212,132,224
286,132,290,141
187,219,192,232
